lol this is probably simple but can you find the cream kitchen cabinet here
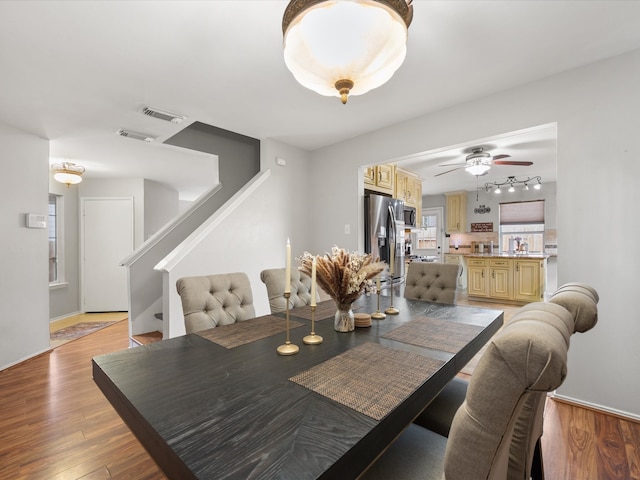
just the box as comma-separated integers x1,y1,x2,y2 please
466,256,546,304
467,258,488,297
513,258,545,302
489,258,512,300
445,191,467,233
445,253,466,289
364,164,395,195
395,167,421,209
412,174,422,221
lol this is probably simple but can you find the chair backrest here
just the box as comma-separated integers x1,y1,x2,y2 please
548,281,599,333
404,262,460,304
444,286,598,479
260,268,328,314
176,273,255,333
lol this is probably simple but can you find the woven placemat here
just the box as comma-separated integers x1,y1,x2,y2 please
382,316,484,353
289,342,444,421
196,316,303,349
289,300,364,321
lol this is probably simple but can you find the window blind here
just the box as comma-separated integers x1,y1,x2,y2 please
499,200,544,225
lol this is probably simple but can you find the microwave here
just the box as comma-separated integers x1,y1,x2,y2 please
403,207,417,227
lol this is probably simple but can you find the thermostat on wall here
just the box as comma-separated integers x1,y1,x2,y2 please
26,213,47,229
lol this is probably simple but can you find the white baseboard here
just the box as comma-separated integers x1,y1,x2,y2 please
49,310,83,323
1,347,52,372
551,392,640,422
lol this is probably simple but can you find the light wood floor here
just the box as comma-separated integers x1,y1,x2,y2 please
2,304,639,479
49,312,129,349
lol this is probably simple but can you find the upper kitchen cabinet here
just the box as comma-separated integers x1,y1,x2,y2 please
445,191,467,233
364,164,395,195
394,167,422,209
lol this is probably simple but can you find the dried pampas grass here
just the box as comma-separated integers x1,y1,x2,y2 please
299,246,385,310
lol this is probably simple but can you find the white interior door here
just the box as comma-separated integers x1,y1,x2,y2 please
81,197,134,312
415,207,444,262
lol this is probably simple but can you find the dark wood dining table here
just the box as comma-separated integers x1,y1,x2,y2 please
92,295,503,480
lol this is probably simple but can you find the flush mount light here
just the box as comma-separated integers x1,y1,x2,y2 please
52,161,85,187
485,176,542,194
282,0,413,104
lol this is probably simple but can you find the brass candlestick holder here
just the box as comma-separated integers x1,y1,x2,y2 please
371,287,386,319
277,292,299,355
303,305,323,345
384,276,399,315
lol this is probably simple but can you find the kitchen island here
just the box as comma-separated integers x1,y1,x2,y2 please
465,253,548,304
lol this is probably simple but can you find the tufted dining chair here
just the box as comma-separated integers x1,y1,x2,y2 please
260,268,329,314
176,272,256,334
361,293,596,480
407,282,598,479
404,262,461,304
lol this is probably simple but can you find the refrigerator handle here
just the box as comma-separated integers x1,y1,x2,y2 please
388,205,397,252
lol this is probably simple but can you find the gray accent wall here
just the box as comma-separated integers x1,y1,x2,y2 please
48,176,81,319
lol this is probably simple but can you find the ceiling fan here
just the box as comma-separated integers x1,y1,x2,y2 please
435,147,533,177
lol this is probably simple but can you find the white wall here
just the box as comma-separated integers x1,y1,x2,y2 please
0,122,50,370
162,139,313,337
309,49,640,418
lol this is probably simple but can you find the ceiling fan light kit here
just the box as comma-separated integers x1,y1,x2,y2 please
436,146,534,177
282,0,413,104
465,163,491,176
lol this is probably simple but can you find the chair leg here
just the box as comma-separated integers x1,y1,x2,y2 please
531,438,544,480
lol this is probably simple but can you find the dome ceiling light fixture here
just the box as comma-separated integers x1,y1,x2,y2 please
282,0,414,104
52,161,85,187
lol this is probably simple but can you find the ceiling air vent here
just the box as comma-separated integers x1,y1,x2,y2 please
116,129,156,142
141,105,186,124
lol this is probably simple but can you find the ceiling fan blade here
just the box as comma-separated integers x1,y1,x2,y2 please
435,167,464,177
491,154,511,160
494,160,533,166
438,162,465,167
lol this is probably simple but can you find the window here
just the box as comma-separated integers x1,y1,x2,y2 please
499,200,544,253
416,213,437,249
49,194,64,284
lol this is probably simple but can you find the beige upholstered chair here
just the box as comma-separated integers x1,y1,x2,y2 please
405,282,598,479
260,268,329,314
176,272,256,333
404,262,461,304
362,294,596,480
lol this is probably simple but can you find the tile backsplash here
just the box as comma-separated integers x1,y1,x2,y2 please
448,229,557,256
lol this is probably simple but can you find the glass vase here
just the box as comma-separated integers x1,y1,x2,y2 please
334,306,355,332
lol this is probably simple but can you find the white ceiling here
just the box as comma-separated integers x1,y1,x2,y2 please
398,123,558,195
1,1,640,199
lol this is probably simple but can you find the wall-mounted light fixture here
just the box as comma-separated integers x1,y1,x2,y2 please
485,175,541,194
51,161,85,187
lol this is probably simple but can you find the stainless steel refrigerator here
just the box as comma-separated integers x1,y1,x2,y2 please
364,193,405,284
